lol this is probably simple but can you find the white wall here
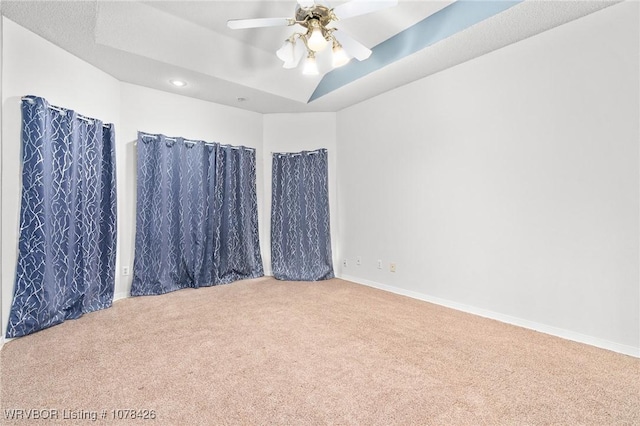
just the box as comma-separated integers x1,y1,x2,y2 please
117,83,263,298
1,18,121,338
336,2,639,356
263,113,338,275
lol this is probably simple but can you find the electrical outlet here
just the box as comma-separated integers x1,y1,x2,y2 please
377,260,382,269
356,256,362,266
390,263,396,273
343,259,348,268
123,266,130,276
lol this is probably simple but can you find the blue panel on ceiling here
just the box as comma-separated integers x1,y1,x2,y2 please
309,0,523,102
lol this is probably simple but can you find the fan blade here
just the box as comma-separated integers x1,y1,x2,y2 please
297,0,316,8
227,17,293,30
332,0,398,21
332,30,372,61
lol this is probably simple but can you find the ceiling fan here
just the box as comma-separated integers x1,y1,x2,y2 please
227,0,398,75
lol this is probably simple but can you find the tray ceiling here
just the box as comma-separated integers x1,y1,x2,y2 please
1,1,619,113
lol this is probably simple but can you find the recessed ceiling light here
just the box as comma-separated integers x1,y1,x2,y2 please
169,79,187,87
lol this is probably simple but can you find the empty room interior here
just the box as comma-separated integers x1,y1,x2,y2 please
0,0,639,424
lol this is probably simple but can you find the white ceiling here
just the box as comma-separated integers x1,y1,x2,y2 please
1,0,619,113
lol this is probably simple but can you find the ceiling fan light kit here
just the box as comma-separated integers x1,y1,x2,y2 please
228,0,398,75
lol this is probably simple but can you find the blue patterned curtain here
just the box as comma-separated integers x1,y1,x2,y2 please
131,133,263,295
6,96,117,338
271,149,334,281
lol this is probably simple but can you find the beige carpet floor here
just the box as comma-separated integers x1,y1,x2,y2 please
1,277,638,425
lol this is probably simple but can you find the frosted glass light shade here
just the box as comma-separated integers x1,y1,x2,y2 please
302,54,319,75
276,40,294,63
332,45,350,68
277,39,305,69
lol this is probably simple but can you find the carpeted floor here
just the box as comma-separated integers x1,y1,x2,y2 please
1,277,638,425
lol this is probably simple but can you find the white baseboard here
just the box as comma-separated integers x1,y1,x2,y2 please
113,292,129,302
339,274,640,358
0,335,15,350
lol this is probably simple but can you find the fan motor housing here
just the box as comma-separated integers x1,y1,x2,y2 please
295,5,333,28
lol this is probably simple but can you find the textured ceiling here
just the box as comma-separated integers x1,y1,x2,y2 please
1,0,620,113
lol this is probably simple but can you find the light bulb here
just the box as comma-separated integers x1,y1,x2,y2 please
332,43,350,68
302,53,319,75
306,20,328,52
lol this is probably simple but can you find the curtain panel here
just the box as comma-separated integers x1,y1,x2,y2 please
6,96,117,338
271,149,334,281
131,133,263,295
